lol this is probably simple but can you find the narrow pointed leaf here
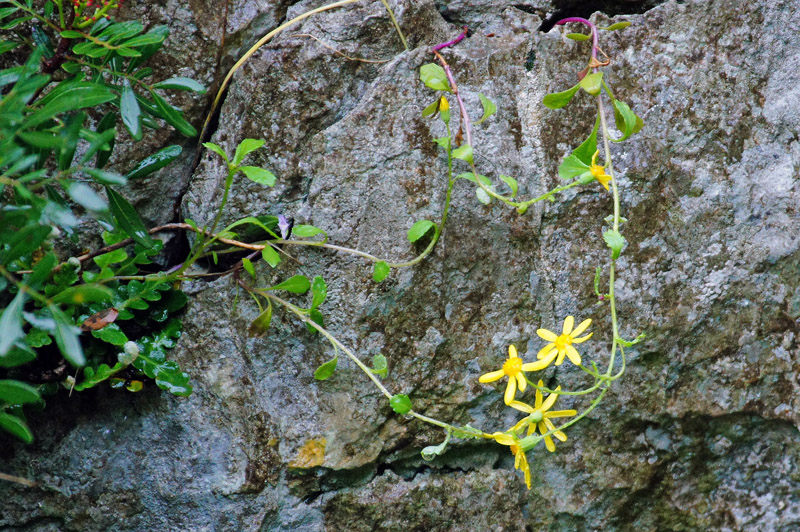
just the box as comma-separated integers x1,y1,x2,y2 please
49,305,85,367
120,79,142,140
105,186,154,249
125,145,181,179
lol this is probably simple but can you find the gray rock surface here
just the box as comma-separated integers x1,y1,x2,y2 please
3,0,800,530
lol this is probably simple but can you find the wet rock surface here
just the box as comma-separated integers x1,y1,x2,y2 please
2,0,799,530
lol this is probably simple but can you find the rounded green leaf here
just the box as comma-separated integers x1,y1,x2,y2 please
0,380,41,405
291,225,325,238
314,355,338,380
579,72,604,96
419,63,451,92
542,83,580,109
261,246,281,268
248,302,273,338
389,394,412,415
0,412,33,443
407,219,435,243
373,261,390,282
473,93,497,125
268,275,310,294
239,166,276,187
370,354,388,377
311,276,327,310
242,257,256,279
451,144,474,164
232,138,265,166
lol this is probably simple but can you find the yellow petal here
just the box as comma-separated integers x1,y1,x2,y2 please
544,418,557,432
534,380,544,408
537,328,558,342
479,369,505,383
571,318,592,337
508,344,518,359
492,432,515,445
562,316,574,335
544,434,555,452
537,343,556,359
555,349,566,365
541,390,558,412
523,461,532,489
565,345,582,365
545,409,578,418
572,332,593,344
516,373,527,392
504,378,517,405
522,354,553,372
508,400,534,413
511,417,530,433
553,430,568,442
538,421,548,437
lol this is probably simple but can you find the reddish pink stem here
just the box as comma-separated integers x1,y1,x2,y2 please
433,26,468,52
556,17,599,65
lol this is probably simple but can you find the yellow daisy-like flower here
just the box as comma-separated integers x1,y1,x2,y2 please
509,380,577,452
479,345,549,404
489,432,532,489
589,150,611,191
536,315,592,367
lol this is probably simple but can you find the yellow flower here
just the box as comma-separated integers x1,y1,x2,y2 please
479,345,549,404
536,315,592,366
589,150,611,191
509,380,577,452
489,431,531,489
439,95,450,111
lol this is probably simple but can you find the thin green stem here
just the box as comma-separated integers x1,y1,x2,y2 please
263,292,466,434
596,96,622,378
378,0,409,51
519,384,609,452
8,0,62,33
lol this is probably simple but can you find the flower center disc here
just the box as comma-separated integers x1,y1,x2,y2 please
502,356,523,376
555,334,572,351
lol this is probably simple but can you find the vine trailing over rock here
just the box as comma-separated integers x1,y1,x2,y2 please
0,0,644,490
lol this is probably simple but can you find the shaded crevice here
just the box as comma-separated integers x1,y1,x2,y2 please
538,0,668,32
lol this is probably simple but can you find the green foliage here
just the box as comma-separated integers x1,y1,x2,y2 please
0,1,202,442
313,355,338,380
389,394,412,415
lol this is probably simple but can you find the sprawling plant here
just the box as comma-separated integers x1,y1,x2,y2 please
1,0,646,492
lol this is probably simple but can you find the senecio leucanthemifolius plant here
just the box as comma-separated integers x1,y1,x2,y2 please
1,0,646,491
226,17,645,489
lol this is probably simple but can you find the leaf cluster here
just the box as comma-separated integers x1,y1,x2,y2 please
0,3,203,442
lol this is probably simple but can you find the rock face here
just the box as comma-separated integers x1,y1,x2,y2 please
3,0,799,530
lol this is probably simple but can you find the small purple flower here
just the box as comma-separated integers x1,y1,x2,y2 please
278,215,291,240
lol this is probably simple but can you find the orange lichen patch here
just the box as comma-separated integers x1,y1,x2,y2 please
288,438,326,469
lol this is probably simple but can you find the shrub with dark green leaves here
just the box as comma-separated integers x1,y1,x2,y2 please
0,0,205,443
